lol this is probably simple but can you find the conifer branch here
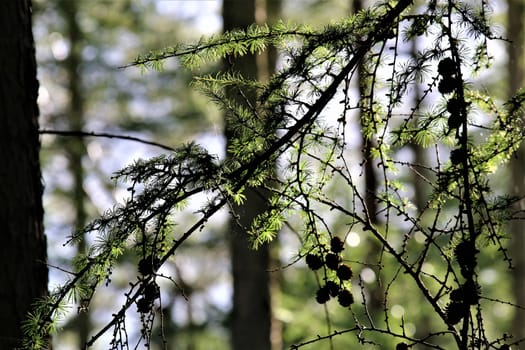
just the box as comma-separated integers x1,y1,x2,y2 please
25,0,525,348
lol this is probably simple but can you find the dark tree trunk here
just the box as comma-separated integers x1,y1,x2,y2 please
0,0,48,348
223,1,272,349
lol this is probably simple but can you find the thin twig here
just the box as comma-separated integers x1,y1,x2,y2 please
39,129,176,152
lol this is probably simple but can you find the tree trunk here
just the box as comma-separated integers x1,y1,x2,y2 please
352,0,386,315
0,0,48,348
60,0,91,346
255,2,282,349
507,0,525,341
352,0,378,224
409,28,427,214
223,2,272,349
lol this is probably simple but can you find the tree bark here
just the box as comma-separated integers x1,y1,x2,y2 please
0,0,48,348
223,2,272,349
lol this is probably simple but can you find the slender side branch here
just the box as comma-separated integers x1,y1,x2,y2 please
39,129,176,152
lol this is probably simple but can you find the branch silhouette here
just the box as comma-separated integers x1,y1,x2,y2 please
39,129,175,152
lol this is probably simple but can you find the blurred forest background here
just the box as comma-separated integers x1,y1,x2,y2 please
32,0,523,349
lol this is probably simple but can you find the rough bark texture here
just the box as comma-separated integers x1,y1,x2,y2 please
223,1,272,349
0,0,48,348
507,0,525,341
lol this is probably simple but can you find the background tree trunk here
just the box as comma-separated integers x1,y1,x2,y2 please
60,0,91,346
0,0,48,348
352,0,384,314
256,1,282,348
507,0,525,341
223,1,272,349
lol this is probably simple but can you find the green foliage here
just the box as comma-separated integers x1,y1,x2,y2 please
128,21,314,71
26,0,525,349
